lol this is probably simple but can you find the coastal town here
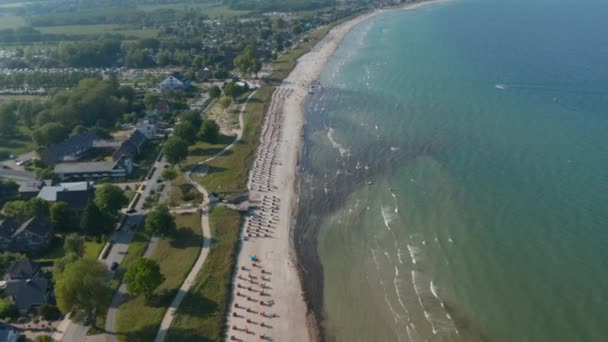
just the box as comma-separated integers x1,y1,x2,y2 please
0,0,424,341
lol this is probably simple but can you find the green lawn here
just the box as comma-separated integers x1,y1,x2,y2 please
167,207,241,342
0,126,35,157
0,13,26,30
36,24,160,38
34,235,104,263
138,3,250,18
195,86,272,197
116,212,203,341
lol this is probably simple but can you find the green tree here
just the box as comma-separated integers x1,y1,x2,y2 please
180,110,202,130
2,200,27,222
145,205,176,236
124,257,164,300
174,122,197,144
24,197,49,218
53,253,79,276
50,202,73,232
0,108,17,137
144,94,160,110
94,183,128,214
192,55,204,69
0,298,18,319
223,82,245,100
200,119,220,144
35,335,53,342
80,201,110,236
0,253,24,275
208,85,221,99
161,168,177,181
32,122,67,146
162,137,188,165
219,96,231,109
55,258,112,328
64,233,85,258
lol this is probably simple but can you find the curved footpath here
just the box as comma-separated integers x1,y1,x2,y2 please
153,91,256,342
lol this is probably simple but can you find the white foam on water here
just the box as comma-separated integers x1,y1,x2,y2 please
379,278,401,322
396,247,404,265
448,237,454,243
394,266,410,317
370,248,381,272
430,281,440,301
423,311,438,335
384,251,392,264
381,206,394,231
411,270,425,309
327,127,350,157
407,244,421,265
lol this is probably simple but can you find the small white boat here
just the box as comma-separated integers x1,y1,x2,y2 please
495,84,507,90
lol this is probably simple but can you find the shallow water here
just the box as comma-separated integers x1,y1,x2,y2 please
295,0,608,341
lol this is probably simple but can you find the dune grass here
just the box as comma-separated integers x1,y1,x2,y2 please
166,207,241,342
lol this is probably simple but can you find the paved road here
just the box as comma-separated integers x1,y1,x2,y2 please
57,155,168,342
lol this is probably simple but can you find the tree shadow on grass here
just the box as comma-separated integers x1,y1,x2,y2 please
145,288,178,308
169,227,203,249
190,147,232,157
174,291,219,318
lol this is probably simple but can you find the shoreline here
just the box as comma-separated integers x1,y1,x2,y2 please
288,0,453,341
225,1,447,341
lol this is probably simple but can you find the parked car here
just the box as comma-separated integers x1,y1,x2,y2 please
127,208,136,214
111,262,119,271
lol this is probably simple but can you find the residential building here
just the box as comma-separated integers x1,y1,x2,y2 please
37,181,95,210
10,216,53,253
196,67,212,81
0,216,53,253
159,72,191,91
39,131,99,166
53,156,133,181
0,218,19,251
112,129,148,161
2,259,51,314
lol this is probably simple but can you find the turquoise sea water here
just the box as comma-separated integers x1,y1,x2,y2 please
295,0,608,341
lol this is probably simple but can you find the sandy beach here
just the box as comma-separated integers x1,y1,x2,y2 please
225,2,444,341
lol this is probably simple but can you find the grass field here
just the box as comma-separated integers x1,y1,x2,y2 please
116,212,204,341
195,86,271,197
138,3,250,18
35,235,104,263
0,13,26,29
37,24,160,38
167,206,241,342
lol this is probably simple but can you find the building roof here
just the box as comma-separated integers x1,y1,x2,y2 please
112,129,148,161
53,161,118,174
0,219,19,241
0,168,35,182
12,216,52,239
37,181,94,209
5,259,40,281
41,131,99,165
5,278,49,313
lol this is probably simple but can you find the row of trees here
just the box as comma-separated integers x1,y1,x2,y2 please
162,109,220,165
1,183,128,236
53,203,175,325
0,77,135,149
